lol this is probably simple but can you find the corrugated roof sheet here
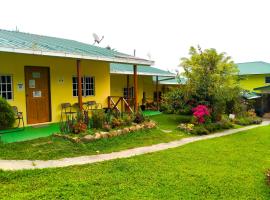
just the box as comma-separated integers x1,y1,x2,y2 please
241,91,261,99
110,63,175,77
237,61,270,75
0,29,153,65
157,77,187,85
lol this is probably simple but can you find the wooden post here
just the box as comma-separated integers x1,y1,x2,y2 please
261,94,264,115
77,60,83,111
133,64,138,112
108,96,111,109
127,75,130,100
156,76,159,111
121,97,123,113
126,75,130,112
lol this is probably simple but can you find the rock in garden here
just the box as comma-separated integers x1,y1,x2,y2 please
94,133,102,139
110,130,118,137
116,129,123,136
122,127,130,134
71,137,80,143
107,132,113,138
129,126,136,132
81,135,95,142
135,125,142,130
100,132,109,138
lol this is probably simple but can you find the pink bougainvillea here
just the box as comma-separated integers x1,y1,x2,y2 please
192,105,210,124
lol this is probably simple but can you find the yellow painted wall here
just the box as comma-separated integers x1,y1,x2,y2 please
0,52,110,126
240,74,270,91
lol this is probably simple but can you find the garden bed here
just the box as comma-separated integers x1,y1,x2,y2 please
0,114,188,160
54,121,157,143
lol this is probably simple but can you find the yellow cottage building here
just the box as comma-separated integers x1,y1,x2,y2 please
0,29,152,126
0,29,175,126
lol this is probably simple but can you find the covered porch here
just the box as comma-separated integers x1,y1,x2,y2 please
109,63,176,113
254,85,270,116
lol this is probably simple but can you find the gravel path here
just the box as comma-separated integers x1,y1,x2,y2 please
1,121,269,171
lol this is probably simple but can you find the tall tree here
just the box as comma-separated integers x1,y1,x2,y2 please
181,46,240,120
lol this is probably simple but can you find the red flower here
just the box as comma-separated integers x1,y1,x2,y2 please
192,105,210,124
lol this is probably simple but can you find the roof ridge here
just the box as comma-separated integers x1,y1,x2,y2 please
139,65,174,73
237,61,270,65
110,63,175,76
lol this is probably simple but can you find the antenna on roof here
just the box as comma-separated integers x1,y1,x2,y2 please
147,52,151,59
15,26,19,32
92,33,104,45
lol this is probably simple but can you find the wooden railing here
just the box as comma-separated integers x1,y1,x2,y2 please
143,98,160,110
108,96,134,114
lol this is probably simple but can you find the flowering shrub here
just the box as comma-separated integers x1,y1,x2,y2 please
246,109,257,118
177,123,194,132
0,97,15,130
192,105,210,124
72,121,87,134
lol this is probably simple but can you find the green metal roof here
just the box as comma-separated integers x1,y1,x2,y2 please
237,61,270,75
0,29,153,65
157,76,187,85
110,63,175,77
241,91,261,99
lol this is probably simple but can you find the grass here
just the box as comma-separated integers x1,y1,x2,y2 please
0,114,190,160
1,125,270,199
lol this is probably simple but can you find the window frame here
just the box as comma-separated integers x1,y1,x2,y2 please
0,74,14,100
72,75,95,97
84,76,95,96
123,87,134,99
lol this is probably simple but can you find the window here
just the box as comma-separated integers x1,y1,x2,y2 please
72,76,95,97
0,75,13,100
123,87,134,99
85,76,95,96
266,77,270,83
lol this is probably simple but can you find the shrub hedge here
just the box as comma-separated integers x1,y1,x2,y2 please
0,98,15,130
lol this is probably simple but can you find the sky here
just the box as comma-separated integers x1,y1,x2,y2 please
1,0,270,72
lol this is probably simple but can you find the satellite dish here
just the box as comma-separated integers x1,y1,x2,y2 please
93,33,104,45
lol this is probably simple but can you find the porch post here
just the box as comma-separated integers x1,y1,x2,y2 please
77,59,83,110
156,76,159,111
133,64,138,112
127,75,130,101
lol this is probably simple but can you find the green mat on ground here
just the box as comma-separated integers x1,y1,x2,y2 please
143,110,161,116
0,123,59,143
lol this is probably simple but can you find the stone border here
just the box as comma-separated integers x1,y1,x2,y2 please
53,121,157,143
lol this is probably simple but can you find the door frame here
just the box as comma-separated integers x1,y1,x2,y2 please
24,66,52,124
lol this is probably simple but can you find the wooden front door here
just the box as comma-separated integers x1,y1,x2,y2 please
25,66,51,124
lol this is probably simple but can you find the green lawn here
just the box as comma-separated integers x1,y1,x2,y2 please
0,114,190,160
1,125,270,199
